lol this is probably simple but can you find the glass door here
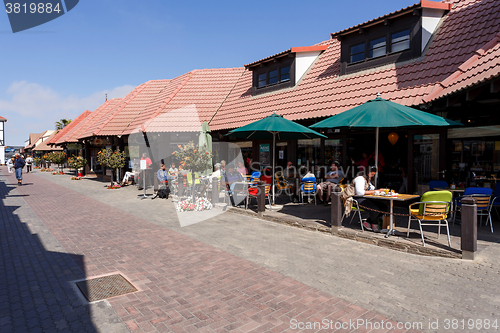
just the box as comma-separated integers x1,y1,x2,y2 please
413,133,440,189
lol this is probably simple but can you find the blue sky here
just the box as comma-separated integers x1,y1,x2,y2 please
1,0,418,145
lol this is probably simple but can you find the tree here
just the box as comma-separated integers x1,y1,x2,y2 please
55,118,72,131
173,141,212,203
68,155,87,175
96,148,126,186
47,151,67,172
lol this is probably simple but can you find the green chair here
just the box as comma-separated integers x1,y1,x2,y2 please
407,190,452,247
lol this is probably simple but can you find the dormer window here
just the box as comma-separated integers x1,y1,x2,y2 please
246,45,328,96
350,43,365,63
369,37,386,58
391,29,410,52
332,1,451,75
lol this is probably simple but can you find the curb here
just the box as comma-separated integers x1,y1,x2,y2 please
228,208,462,259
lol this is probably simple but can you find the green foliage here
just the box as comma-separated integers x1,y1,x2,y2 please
47,151,66,165
173,141,212,173
96,148,126,170
68,155,87,170
55,118,72,131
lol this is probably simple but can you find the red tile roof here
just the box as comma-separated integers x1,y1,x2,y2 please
331,0,452,38
26,132,44,149
91,80,171,137
47,110,92,145
209,0,500,130
245,45,329,68
0,116,6,121
59,99,122,143
141,68,244,133
424,33,500,101
33,131,63,151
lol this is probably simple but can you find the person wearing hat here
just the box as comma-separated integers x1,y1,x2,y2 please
317,161,343,205
210,163,223,180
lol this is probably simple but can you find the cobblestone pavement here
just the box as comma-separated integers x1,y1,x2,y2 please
2,169,409,333
4,168,500,332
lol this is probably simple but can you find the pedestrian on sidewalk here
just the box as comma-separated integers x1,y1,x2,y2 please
14,153,26,186
26,154,33,173
7,157,14,173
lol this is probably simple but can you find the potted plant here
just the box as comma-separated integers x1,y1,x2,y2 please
173,141,212,205
96,148,126,187
68,155,87,177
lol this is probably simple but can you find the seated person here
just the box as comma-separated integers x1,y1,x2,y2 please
237,161,248,176
122,171,137,185
223,164,243,192
260,166,273,184
157,163,169,185
343,166,387,232
295,168,316,197
223,164,244,206
317,161,343,205
210,163,223,180
168,162,178,176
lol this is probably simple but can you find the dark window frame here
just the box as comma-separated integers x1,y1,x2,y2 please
251,57,295,96
338,12,421,75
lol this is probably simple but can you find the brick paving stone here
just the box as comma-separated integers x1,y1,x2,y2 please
3,168,404,332
9,168,500,332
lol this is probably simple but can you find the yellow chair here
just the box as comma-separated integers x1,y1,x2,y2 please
407,190,452,247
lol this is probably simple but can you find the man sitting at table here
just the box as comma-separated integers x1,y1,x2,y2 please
342,166,387,232
317,161,343,205
223,164,244,206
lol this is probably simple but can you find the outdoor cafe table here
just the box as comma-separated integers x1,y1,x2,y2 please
362,194,420,237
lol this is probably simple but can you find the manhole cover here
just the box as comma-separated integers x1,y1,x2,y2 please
76,274,137,302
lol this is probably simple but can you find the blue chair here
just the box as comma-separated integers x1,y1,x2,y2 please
250,171,261,184
300,177,317,205
429,180,449,191
456,187,493,232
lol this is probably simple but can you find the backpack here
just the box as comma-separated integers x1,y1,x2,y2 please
157,187,170,199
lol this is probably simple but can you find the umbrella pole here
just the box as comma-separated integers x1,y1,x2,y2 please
375,127,379,188
272,133,275,208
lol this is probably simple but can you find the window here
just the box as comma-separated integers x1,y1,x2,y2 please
350,43,365,63
280,66,290,82
391,29,410,53
256,65,292,89
268,69,278,85
369,37,386,58
258,73,266,88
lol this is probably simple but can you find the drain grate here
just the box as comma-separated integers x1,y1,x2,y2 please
76,274,137,302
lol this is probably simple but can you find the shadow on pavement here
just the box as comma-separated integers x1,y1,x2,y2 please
0,172,98,332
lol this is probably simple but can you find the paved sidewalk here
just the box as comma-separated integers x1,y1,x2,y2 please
2,169,406,333
5,168,500,332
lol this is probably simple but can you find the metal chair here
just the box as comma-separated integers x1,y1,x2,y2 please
469,194,493,233
299,177,317,205
407,190,452,247
455,187,492,227
490,183,500,220
246,184,271,210
274,171,294,200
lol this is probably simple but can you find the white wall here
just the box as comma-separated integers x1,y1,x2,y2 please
421,8,446,52
295,51,322,84
0,149,4,165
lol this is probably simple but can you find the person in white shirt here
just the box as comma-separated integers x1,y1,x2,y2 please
352,166,387,231
168,162,178,176
210,163,222,180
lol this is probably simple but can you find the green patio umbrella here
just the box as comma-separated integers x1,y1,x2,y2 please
310,94,453,186
199,121,212,176
227,112,327,204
